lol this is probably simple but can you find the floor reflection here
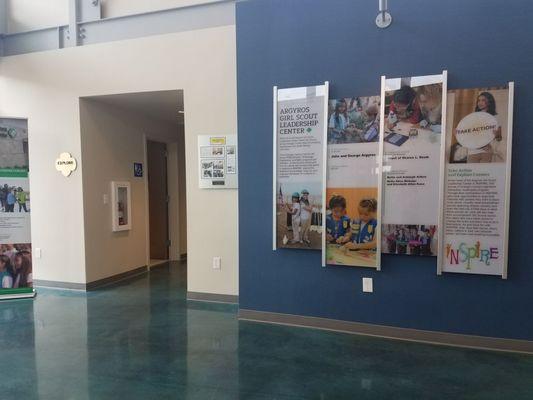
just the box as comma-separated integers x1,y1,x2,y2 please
1,262,532,399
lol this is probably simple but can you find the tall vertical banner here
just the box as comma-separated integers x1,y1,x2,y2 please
380,73,447,260
440,84,514,277
0,118,34,299
324,96,381,268
273,83,328,251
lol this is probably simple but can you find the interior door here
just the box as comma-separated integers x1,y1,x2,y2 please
147,140,169,260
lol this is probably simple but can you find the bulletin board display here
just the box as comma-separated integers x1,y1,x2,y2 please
198,135,238,189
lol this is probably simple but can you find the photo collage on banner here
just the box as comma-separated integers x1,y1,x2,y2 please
0,118,33,293
381,74,446,258
274,84,328,250
442,85,513,277
325,96,380,268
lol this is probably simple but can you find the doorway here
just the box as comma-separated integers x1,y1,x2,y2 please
147,140,169,263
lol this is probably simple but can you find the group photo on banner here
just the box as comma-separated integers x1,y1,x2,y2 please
325,95,381,268
273,84,328,250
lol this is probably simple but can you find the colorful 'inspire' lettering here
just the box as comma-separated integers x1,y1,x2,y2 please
446,242,498,269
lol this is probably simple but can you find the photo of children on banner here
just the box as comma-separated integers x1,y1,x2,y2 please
325,193,378,266
0,243,32,288
449,89,507,164
385,83,442,146
328,97,380,144
277,185,322,249
0,184,30,213
382,224,437,256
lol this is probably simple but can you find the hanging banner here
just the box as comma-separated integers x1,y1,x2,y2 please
0,118,34,298
441,84,514,277
273,83,328,250
380,72,447,258
325,96,381,268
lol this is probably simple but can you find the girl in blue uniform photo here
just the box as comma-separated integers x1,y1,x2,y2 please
326,195,351,244
344,198,378,251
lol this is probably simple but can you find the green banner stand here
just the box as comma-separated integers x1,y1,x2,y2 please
0,288,36,300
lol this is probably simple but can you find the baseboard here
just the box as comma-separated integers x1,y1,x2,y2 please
238,309,533,355
86,266,148,290
34,280,87,291
187,291,238,304
35,266,148,291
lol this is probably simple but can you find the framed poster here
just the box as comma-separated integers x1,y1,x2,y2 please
325,95,382,269
440,84,514,278
379,72,447,263
198,135,237,189
273,83,329,252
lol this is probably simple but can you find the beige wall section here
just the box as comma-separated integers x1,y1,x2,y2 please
0,25,238,295
80,99,170,283
101,0,223,18
5,0,69,34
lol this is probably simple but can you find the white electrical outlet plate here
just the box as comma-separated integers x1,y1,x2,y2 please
35,248,42,259
213,257,221,270
362,277,373,293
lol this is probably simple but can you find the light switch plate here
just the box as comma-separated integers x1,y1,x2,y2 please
213,257,221,270
362,277,373,293
35,248,42,259
103,194,109,204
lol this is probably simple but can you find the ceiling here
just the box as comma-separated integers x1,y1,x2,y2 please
83,90,184,125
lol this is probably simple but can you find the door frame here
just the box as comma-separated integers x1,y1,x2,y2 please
144,135,171,268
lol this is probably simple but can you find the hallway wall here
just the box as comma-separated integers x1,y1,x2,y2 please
0,24,238,295
80,99,168,282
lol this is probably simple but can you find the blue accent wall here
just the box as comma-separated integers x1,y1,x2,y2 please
236,0,533,340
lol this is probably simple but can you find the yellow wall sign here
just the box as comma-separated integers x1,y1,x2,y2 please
210,137,226,145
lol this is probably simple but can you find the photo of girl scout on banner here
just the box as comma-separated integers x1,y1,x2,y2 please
381,73,446,258
325,189,378,267
325,95,381,268
277,183,323,248
274,84,328,250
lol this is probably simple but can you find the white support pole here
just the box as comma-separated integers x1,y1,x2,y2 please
437,70,448,275
376,76,387,271
273,86,278,251
321,82,329,267
66,0,80,47
0,0,7,35
502,82,515,280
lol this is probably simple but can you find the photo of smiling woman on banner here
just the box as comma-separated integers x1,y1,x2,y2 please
442,85,513,277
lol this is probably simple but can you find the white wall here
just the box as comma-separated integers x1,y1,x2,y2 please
101,0,222,19
5,0,69,34
0,26,238,295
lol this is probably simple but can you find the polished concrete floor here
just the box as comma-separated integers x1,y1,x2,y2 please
1,262,533,399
